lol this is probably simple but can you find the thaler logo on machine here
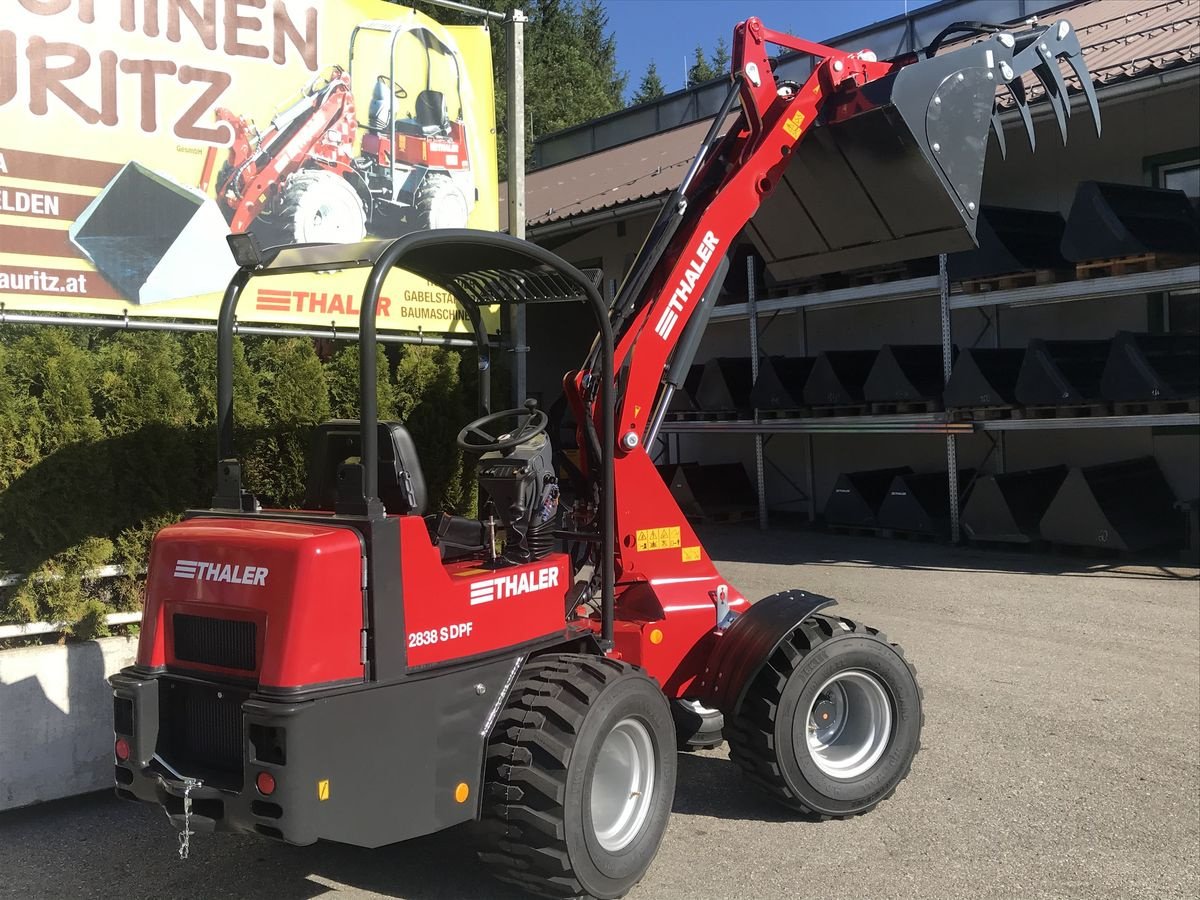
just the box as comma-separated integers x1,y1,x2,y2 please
469,565,560,606
173,559,269,587
654,230,721,340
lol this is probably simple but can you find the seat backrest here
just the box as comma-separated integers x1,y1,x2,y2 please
414,89,447,130
303,420,428,516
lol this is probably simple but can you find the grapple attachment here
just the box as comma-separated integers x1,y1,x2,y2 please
747,19,1101,282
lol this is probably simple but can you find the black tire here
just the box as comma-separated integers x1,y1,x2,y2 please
279,169,366,243
670,699,724,751
414,172,470,230
726,613,922,818
479,654,677,899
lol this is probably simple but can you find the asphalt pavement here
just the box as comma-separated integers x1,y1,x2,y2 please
1,527,1196,900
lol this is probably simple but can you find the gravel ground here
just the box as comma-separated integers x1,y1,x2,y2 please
1,527,1196,900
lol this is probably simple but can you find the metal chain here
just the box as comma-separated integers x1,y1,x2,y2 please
178,777,202,860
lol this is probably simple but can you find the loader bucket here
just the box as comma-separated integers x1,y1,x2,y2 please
748,19,1100,283
69,161,237,304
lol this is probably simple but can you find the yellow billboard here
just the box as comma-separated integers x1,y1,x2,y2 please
0,0,499,333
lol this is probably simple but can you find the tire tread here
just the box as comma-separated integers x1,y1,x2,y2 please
725,613,924,818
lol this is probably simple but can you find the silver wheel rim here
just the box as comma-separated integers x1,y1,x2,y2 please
590,717,655,852
805,669,893,779
299,178,364,242
428,190,469,229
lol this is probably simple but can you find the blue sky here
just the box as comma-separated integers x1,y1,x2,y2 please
605,0,940,99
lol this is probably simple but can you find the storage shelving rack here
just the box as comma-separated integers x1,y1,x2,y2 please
658,257,1200,539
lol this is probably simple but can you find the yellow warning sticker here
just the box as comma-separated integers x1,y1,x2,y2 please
317,779,330,801
681,546,701,562
636,526,681,552
782,109,807,139
453,568,489,577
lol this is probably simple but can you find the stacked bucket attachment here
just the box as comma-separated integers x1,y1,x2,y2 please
961,466,1069,544
657,463,756,522
1038,458,1181,552
750,357,816,411
863,345,950,411
1061,182,1200,263
947,207,1070,282
1015,339,1112,408
804,350,879,409
746,17,1100,282
695,358,756,414
943,348,1026,412
1100,332,1200,408
876,470,976,539
824,467,913,530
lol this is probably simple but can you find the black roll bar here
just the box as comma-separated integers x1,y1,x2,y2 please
214,229,617,646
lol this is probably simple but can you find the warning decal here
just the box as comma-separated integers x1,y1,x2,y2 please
636,527,682,552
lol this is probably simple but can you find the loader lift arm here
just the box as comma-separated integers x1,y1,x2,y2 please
575,15,1099,453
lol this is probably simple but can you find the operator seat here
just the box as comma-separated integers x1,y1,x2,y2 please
395,90,450,137
303,420,427,515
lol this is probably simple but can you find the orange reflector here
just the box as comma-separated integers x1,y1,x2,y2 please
455,782,470,803
649,628,664,645
114,738,130,762
256,771,276,796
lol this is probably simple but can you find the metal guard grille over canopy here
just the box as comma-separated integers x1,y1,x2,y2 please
254,229,602,308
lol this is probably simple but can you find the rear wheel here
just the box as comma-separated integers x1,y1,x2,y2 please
414,172,469,230
726,613,922,818
479,654,676,899
280,169,366,243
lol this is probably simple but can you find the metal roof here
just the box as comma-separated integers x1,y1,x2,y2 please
509,0,1198,234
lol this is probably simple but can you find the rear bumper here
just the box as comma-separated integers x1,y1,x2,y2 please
111,654,524,849
111,670,324,846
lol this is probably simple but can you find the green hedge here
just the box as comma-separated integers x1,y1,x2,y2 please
0,326,478,638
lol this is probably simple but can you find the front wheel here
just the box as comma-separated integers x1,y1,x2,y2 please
479,654,677,899
279,169,366,243
726,614,922,818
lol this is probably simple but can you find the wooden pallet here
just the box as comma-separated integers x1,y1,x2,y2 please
1012,402,1112,420
959,268,1064,294
869,399,942,415
1112,398,1200,416
1075,252,1196,280
948,405,1016,421
809,404,868,418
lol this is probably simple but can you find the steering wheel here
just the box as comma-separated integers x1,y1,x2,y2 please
457,400,548,454
377,75,408,99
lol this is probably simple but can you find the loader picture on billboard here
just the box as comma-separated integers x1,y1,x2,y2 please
0,0,499,333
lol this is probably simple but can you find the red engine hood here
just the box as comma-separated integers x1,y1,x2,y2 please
138,517,365,690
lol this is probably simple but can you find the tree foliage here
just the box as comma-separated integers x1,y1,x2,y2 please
687,42,716,87
0,326,477,637
631,60,666,105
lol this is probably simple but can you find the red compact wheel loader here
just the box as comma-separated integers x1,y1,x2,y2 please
212,21,476,244
113,16,1098,899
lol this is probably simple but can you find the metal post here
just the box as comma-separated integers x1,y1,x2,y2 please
939,252,961,543
801,308,815,523
506,8,528,405
747,255,768,531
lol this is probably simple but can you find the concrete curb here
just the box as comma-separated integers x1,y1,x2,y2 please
0,636,137,812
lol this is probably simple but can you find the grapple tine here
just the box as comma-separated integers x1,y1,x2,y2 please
1034,63,1070,144
1064,41,1102,138
989,99,1008,159
1006,79,1036,152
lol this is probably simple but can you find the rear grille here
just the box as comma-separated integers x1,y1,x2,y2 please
157,680,245,788
173,614,256,671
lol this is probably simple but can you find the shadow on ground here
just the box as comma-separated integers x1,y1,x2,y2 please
697,522,1199,582
0,752,784,900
